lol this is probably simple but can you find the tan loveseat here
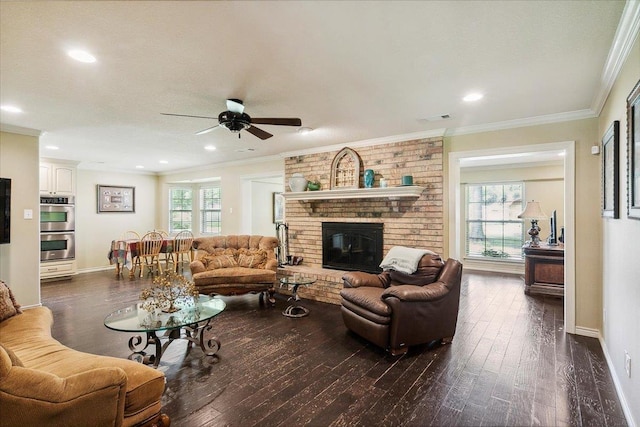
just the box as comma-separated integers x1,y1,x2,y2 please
0,307,169,427
190,235,278,303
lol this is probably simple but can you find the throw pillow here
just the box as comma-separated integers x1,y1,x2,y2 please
0,343,23,367
0,280,22,323
204,254,238,270
237,249,268,269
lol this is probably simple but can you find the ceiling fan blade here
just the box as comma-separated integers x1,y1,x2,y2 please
246,125,273,140
195,125,220,135
161,113,217,120
250,117,302,126
226,99,245,114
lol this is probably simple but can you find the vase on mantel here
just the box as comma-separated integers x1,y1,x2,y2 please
364,169,374,188
289,173,308,192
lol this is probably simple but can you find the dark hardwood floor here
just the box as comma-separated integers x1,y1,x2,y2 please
40,269,627,427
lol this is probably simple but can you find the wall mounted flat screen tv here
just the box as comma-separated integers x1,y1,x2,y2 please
0,178,10,244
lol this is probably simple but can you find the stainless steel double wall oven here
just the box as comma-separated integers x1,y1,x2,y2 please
40,195,75,262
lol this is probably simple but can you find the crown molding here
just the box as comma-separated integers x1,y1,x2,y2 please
591,0,640,115
0,123,42,137
279,128,446,159
446,109,596,137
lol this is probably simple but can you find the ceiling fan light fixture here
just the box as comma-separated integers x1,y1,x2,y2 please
218,111,251,133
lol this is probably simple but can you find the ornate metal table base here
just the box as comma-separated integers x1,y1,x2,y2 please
282,303,309,318
128,318,221,367
279,278,315,318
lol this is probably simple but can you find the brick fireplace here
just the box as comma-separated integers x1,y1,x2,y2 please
278,136,444,305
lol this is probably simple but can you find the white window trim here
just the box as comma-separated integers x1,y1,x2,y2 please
168,183,221,235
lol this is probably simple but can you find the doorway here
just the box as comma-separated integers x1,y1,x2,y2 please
448,141,576,334
240,173,284,236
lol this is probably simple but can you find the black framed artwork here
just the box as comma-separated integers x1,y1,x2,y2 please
627,79,640,219
601,121,620,219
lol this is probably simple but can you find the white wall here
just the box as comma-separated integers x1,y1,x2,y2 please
598,35,639,425
250,180,283,236
75,169,158,271
0,131,41,306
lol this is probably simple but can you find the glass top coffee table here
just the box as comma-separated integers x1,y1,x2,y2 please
279,276,316,318
104,295,225,367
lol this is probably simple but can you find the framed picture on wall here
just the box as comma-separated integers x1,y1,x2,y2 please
601,121,619,219
627,79,640,219
97,185,135,213
273,192,284,223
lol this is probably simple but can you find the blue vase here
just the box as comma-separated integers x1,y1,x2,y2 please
364,169,374,188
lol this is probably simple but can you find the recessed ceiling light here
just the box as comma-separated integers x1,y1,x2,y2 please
45,145,59,150
1,105,23,113
67,50,97,63
297,127,313,134
135,165,144,169
159,160,168,164
204,145,217,151
463,93,483,102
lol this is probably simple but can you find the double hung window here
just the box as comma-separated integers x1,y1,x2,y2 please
465,183,524,261
169,184,221,235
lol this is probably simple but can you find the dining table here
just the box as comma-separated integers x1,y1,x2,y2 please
108,238,175,278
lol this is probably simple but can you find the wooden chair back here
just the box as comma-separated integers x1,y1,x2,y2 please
173,230,194,254
120,230,140,241
140,232,163,257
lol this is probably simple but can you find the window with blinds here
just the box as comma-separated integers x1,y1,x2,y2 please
168,183,221,235
169,187,192,233
200,186,221,235
465,183,524,261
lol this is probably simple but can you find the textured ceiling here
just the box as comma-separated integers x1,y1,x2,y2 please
0,1,629,173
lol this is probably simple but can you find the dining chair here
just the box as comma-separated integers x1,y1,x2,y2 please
134,231,164,277
171,230,194,272
120,230,140,242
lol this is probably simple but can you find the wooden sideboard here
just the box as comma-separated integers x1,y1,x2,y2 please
523,243,564,297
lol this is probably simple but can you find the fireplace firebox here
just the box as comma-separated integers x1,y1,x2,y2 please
322,222,383,273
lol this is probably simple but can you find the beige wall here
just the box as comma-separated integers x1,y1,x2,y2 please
0,131,41,307
446,118,601,332
157,157,284,235
75,169,158,271
598,35,639,423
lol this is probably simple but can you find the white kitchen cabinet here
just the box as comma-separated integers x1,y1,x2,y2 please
40,161,77,195
40,260,77,280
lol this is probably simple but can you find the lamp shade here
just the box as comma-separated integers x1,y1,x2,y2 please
518,201,547,220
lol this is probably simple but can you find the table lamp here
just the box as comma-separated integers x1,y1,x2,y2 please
518,200,547,247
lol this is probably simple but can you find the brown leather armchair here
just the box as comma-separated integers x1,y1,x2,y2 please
340,253,463,356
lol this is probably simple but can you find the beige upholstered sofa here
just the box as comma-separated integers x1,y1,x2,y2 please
190,235,279,303
0,305,169,427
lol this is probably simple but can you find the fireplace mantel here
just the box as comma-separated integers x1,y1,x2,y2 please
282,185,425,201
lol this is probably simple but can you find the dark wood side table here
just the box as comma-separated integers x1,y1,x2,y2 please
523,243,564,297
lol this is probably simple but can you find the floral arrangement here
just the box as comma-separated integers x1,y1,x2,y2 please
139,271,199,313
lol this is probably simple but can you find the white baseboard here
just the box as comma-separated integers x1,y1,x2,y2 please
599,334,637,427
574,326,600,338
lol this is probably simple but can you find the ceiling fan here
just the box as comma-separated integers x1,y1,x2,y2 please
162,99,302,140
